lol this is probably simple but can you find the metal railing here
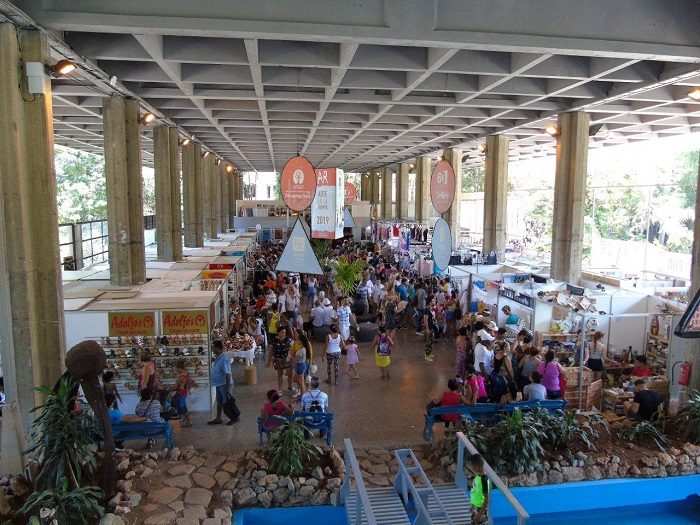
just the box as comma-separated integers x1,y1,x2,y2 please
394,448,453,525
58,215,156,270
455,432,529,525
340,438,377,525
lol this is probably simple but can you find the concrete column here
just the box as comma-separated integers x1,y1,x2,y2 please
396,162,409,218
220,164,229,232
209,156,219,236
154,126,173,260
193,144,205,245
443,148,462,246
228,172,237,227
182,142,196,246
550,111,590,284
202,154,213,239
360,173,369,201
0,24,65,426
414,156,431,222
154,126,183,261
381,167,393,219
371,172,380,205
483,135,509,260
103,96,145,285
686,152,700,389
169,128,183,260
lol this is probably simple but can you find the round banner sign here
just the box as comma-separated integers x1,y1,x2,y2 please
344,182,357,204
431,218,452,272
430,159,456,214
281,156,317,212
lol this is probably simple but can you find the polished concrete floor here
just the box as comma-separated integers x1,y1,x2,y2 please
174,328,458,453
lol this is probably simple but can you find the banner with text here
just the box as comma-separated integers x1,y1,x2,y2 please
311,167,345,239
161,309,209,335
431,218,452,272
108,311,156,337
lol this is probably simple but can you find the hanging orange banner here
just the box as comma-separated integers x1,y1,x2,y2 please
161,310,209,335
430,159,456,214
108,311,156,337
281,156,317,212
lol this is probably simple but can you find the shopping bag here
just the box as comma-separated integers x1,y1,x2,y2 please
222,396,241,421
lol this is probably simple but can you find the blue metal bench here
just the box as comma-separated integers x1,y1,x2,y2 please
423,399,567,443
112,421,174,449
257,411,334,447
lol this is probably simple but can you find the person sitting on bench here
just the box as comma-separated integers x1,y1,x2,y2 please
427,378,473,428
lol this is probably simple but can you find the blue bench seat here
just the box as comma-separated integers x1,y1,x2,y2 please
257,411,334,447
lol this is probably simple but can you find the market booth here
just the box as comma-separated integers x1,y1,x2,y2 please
64,290,220,414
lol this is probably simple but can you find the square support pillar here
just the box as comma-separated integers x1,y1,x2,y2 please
396,162,409,218
0,24,65,427
382,167,393,219
193,144,205,245
371,172,380,205
228,172,237,227
153,125,182,261
414,156,431,222
550,111,590,285
169,128,183,260
360,173,369,201
209,156,219,237
443,148,462,246
182,142,197,247
103,96,145,286
220,164,229,232
483,135,509,261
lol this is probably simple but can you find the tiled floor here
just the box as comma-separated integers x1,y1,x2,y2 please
174,328,458,453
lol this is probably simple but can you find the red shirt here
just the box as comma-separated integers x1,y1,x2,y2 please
632,366,651,377
440,391,462,422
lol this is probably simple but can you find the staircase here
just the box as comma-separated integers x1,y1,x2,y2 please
341,439,473,525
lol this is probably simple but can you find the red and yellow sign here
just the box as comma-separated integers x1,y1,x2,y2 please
281,156,317,212
344,182,357,204
108,311,156,337
430,159,456,214
209,263,234,270
201,269,231,279
161,309,209,335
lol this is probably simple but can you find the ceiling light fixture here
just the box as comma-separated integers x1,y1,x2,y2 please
140,112,157,125
409,163,415,169
49,59,76,77
226,164,234,174
687,88,700,101
477,143,487,154
216,158,222,166
545,125,559,137
180,138,190,146
202,151,210,159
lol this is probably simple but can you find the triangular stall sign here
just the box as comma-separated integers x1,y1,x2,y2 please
343,207,357,228
275,218,324,275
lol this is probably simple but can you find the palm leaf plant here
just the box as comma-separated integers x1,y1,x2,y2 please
545,410,601,451
487,408,546,474
263,419,323,476
311,239,332,266
673,389,700,444
332,258,367,297
19,477,104,525
619,420,669,451
26,378,98,491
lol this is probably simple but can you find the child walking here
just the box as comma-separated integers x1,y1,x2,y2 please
173,359,192,427
343,336,361,379
470,454,490,524
374,326,394,379
102,371,122,410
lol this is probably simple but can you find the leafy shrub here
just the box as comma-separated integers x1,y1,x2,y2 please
486,408,546,474
20,477,103,525
26,378,98,491
619,420,669,451
429,422,489,464
333,258,367,297
264,419,323,476
673,389,700,444
544,410,602,451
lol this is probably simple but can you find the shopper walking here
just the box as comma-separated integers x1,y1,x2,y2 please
323,324,343,385
343,335,361,379
374,325,394,379
267,326,295,393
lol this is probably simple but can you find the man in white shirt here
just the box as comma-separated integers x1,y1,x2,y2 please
321,298,335,326
300,377,329,412
265,288,277,310
310,300,325,328
474,329,495,377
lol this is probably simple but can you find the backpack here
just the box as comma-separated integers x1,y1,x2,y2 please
308,391,323,413
378,336,391,356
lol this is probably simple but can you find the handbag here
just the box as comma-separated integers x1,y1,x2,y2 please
559,375,568,394
222,396,241,421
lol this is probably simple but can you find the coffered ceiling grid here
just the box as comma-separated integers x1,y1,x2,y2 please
6,0,700,173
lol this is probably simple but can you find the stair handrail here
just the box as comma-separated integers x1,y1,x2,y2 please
342,438,378,525
455,432,529,525
393,448,453,525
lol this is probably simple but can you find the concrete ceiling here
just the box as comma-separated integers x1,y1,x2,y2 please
7,0,700,172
